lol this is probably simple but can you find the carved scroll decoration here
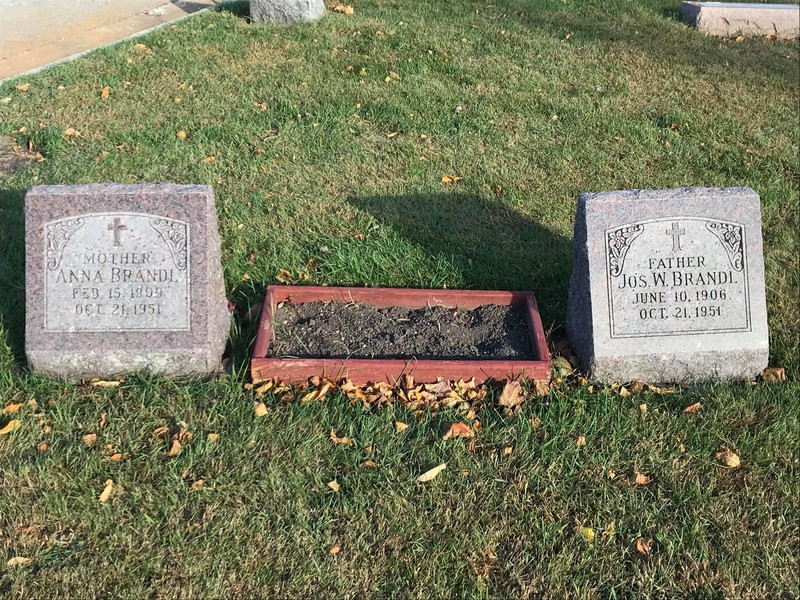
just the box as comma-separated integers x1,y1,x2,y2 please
45,218,85,270
706,221,744,272
607,224,644,277
149,218,188,270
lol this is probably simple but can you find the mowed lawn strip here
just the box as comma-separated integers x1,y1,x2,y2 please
0,0,798,597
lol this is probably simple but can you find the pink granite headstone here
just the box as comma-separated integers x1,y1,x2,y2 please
25,183,229,381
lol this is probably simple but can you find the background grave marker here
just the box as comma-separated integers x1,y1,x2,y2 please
680,2,800,39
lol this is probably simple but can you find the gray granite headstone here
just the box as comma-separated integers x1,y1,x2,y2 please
680,2,799,40
25,183,230,381
566,187,768,383
250,0,326,24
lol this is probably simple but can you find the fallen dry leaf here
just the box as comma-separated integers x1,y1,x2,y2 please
7,556,32,567
200,155,215,163
254,381,274,395
99,479,114,503
327,479,341,492
497,380,524,408
619,386,631,398
575,526,595,545
646,384,674,395
0,420,21,436
63,127,81,138
634,472,651,486
551,356,572,373
394,421,409,433
443,422,474,440
176,130,188,140
190,479,205,491
598,522,614,542
329,545,341,555
83,433,98,447
207,433,220,444
332,3,354,14
441,175,462,184
3,402,24,414
576,436,586,447
532,379,550,397
152,426,170,439
89,378,119,388
425,379,452,394
330,429,354,447
639,403,647,413
134,43,150,53
503,446,513,456
716,448,741,468
16,83,30,92
635,537,652,555
360,460,379,468
166,439,182,457
760,367,786,383
418,463,446,482
37,441,50,453
684,402,702,413
100,86,110,98
254,401,269,417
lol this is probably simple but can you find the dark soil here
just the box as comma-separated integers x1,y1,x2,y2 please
268,302,534,360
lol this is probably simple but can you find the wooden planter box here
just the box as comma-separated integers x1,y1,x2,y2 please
250,285,551,386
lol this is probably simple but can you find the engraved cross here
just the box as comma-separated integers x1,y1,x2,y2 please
108,217,127,247
666,221,685,252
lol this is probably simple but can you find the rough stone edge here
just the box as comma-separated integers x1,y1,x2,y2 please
566,193,595,373
203,186,232,371
593,348,769,384
26,349,221,381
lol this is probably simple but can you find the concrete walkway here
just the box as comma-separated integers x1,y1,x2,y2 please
0,0,228,82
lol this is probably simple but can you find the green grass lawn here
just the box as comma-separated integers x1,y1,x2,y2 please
0,0,798,597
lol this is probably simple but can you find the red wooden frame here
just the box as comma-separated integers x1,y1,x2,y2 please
250,285,551,385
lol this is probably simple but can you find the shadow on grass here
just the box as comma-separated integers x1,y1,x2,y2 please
0,188,26,363
349,193,573,332
215,0,250,19
505,2,798,86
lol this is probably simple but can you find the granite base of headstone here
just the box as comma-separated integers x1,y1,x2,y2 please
566,186,768,384
680,2,800,40
25,183,230,381
250,0,326,24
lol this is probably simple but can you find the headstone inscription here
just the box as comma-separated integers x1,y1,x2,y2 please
25,183,230,381
566,187,768,383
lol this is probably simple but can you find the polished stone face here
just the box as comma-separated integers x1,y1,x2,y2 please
566,186,768,384
605,217,750,338
43,212,191,332
25,183,229,381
